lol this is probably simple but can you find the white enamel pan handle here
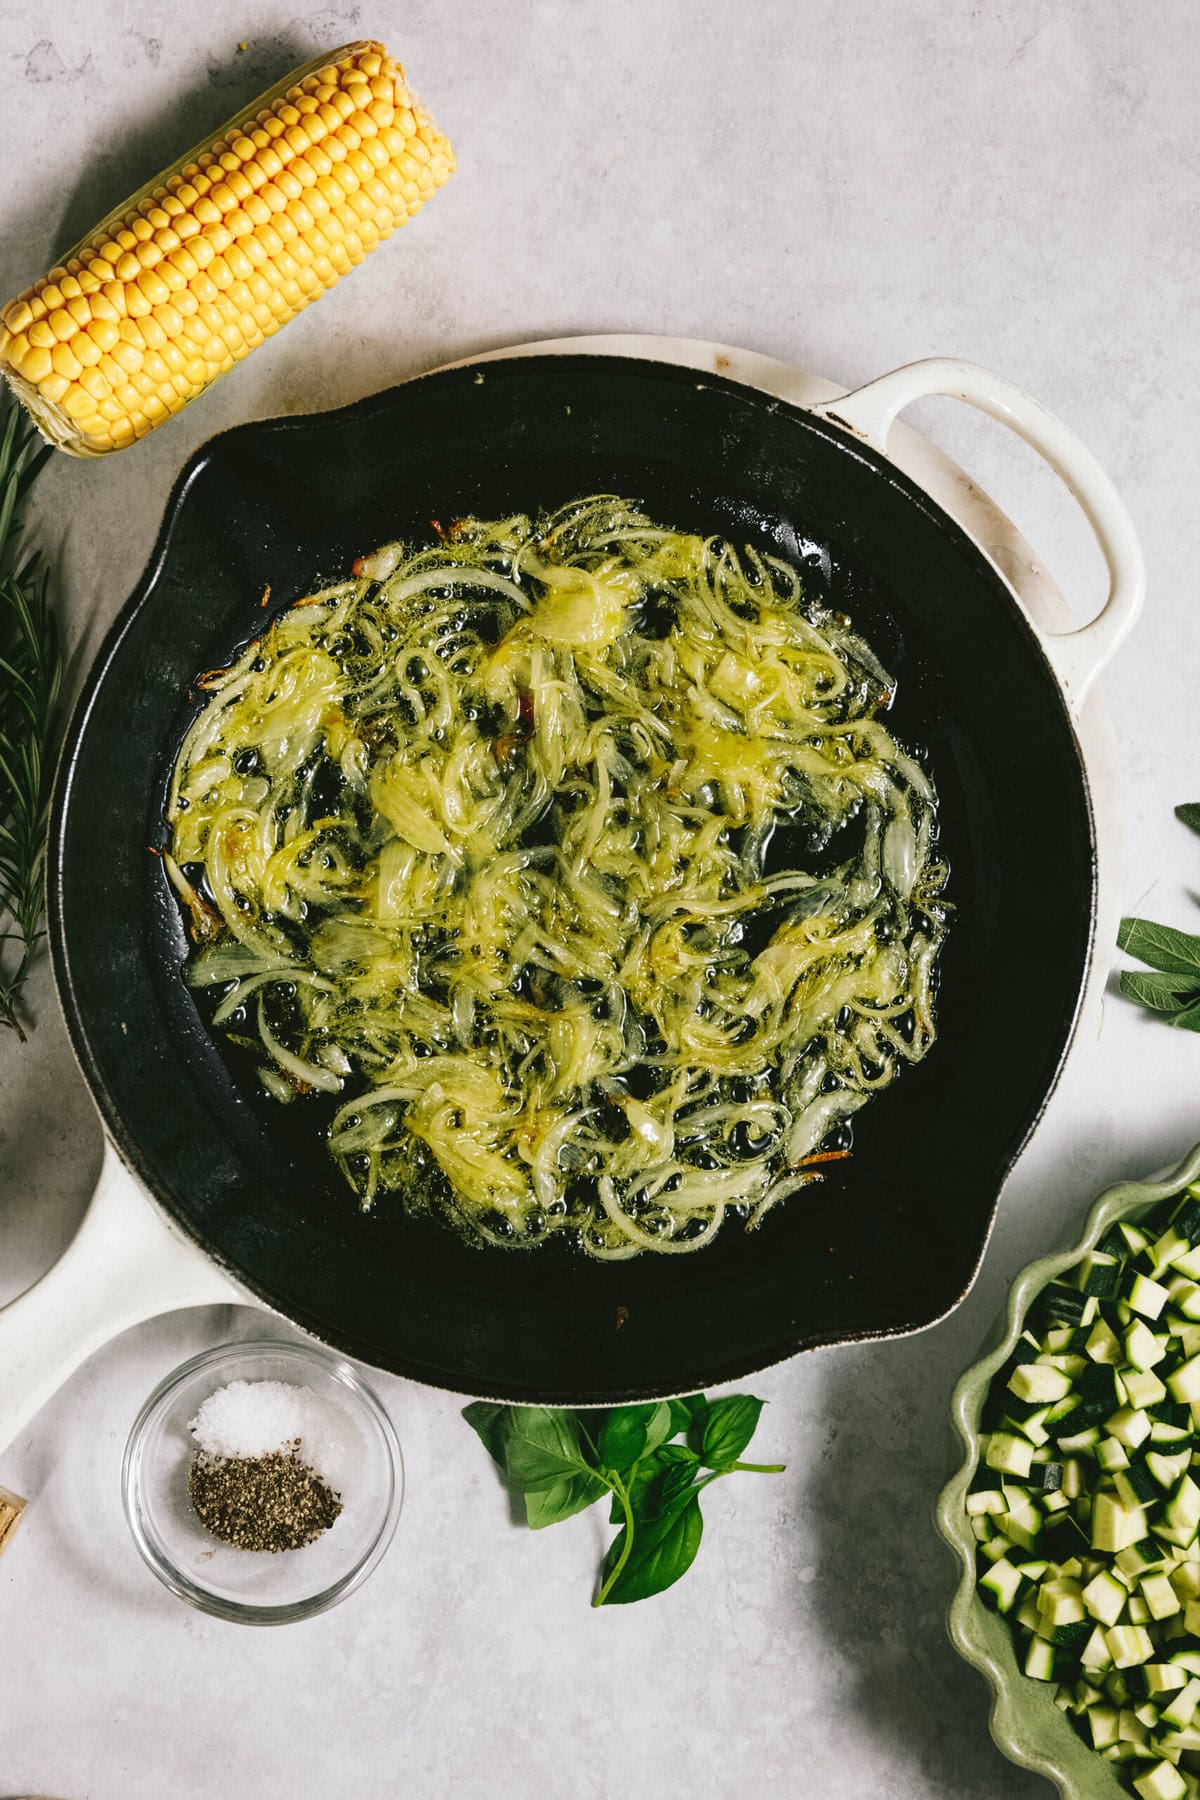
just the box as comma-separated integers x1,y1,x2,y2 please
0,1141,242,1457
811,357,1146,713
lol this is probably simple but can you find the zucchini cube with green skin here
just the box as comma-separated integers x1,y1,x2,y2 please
1127,1594,1152,1625
1109,1409,1155,1452
1160,1676,1200,1728
1079,1253,1122,1299
1184,1597,1200,1635
1130,1274,1172,1321
1010,1362,1073,1405
1120,1708,1151,1747
1024,1637,1056,1680
1117,1463,1162,1508
1168,1354,1200,1405
1099,1437,1132,1473
1082,1625,1116,1671
1037,1578,1086,1626
999,1503,1042,1551
1127,1368,1170,1410
1083,1569,1130,1626
1146,1664,1191,1694
967,1487,1007,1516
1119,1538,1167,1577
1173,1245,1200,1281
1148,1451,1193,1490
1166,1475,1200,1538
1168,1279,1200,1321
979,1558,1025,1612
1133,1762,1187,1800
1143,1573,1183,1620
1088,1702,1122,1746
1128,1320,1171,1371
985,1431,1034,1478
1088,1318,1124,1364
1106,1624,1155,1667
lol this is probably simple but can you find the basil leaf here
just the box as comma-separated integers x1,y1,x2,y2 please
1120,969,1199,1012
525,1469,607,1530
668,1394,706,1436
461,1401,511,1469
700,1394,764,1468
503,1407,598,1491
608,1443,700,1523
1118,916,1200,977
599,1400,673,1469
1176,803,1200,834
599,1493,704,1605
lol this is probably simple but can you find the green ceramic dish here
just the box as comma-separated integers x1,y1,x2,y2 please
936,1141,1200,1799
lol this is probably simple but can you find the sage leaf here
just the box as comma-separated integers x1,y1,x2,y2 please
599,1492,705,1605
1169,1000,1200,1033
1176,803,1200,834
700,1394,765,1468
599,1400,673,1468
1120,969,1199,1012
1118,917,1200,978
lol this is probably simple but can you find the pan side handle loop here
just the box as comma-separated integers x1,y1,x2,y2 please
0,1141,242,1459
811,357,1146,715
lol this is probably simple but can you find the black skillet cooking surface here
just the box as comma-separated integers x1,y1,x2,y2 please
50,355,1095,1402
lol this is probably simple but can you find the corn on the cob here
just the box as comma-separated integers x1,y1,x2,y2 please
0,42,454,457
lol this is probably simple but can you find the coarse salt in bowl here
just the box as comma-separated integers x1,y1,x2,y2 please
122,1339,403,1624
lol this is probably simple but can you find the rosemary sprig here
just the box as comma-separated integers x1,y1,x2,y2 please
0,395,59,1039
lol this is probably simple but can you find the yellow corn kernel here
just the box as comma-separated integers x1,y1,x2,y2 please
0,40,453,455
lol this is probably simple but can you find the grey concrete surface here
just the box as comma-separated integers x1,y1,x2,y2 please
2,3,1199,1795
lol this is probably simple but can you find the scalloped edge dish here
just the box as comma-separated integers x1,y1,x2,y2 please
936,1140,1200,1799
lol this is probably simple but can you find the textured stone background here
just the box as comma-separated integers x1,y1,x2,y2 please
1,3,1199,1795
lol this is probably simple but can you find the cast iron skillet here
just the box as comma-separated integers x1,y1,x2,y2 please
50,353,1097,1402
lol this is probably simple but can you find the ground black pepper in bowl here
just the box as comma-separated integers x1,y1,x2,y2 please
188,1446,343,1553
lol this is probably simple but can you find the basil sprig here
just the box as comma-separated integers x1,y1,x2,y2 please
463,1393,783,1607
1119,805,1200,1029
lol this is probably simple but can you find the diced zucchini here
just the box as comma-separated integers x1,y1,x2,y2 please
1118,1538,1166,1577
967,1487,1007,1516
1079,1253,1121,1299
1082,1624,1116,1671
1083,1569,1129,1626
1108,1408,1154,1451
1128,1594,1152,1624
980,1532,1014,1564
1120,1707,1151,1747
1088,1701,1121,1746
1037,1578,1085,1626
1128,1368,1171,1409
1024,1636,1056,1680
1134,1761,1188,1800
1168,1279,1200,1321
1166,1475,1200,1538
1087,1317,1124,1364
1169,1355,1200,1405
1106,1624,1155,1667
1160,1676,1200,1728
1149,1450,1193,1490
1131,1273,1172,1320
1146,1664,1191,1695
1129,1319,1171,1370
999,1503,1042,1552
1143,1573,1183,1621
1094,1493,1150,1553
1010,1362,1073,1404
1173,1245,1200,1281
986,1432,1034,1478
1099,1437,1132,1473
1117,1463,1162,1508
979,1558,1024,1613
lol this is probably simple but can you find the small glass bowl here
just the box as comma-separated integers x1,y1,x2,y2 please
122,1338,403,1625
